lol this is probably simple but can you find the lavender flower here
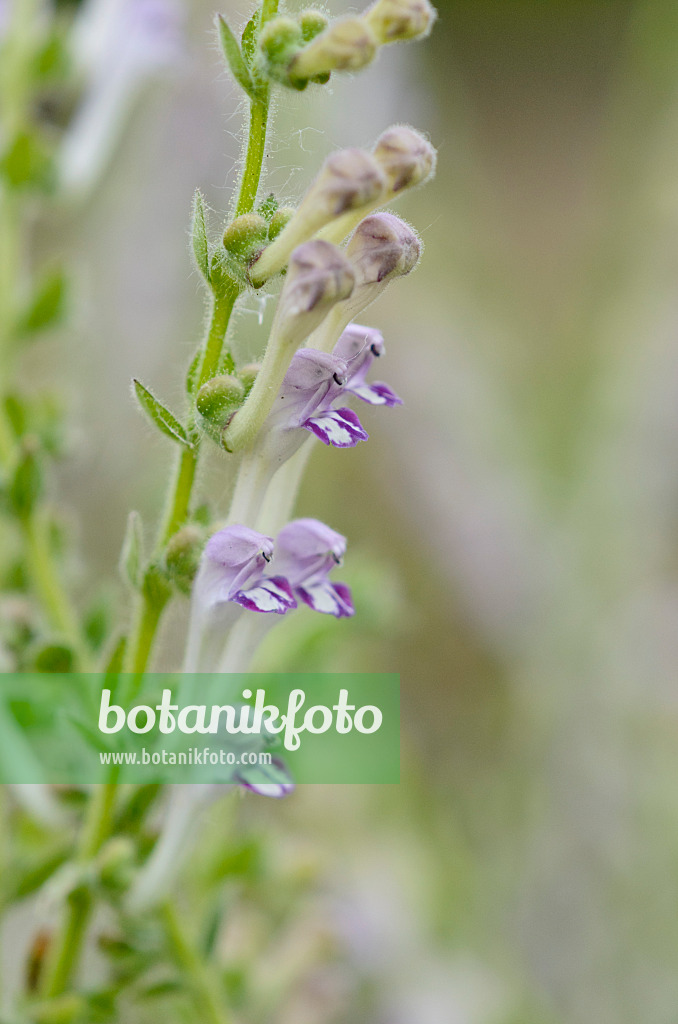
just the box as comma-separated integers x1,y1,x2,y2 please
184,525,295,672
274,519,354,617
333,323,402,408
194,525,295,616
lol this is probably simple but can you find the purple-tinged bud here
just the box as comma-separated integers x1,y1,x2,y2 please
373,124,436,192
310,213,420,351
289,18,378,82
277,240,355,326
347,211,420,285
250,149,386,286
224,241,355,452
365,0,437,43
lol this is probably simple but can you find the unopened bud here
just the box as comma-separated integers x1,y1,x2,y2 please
373,124,436,192
258,16,303,70
268,206,295,241
239,363,260,394
299,9,329,42
196,374,245,425
223,242,354,452
250,149,386,286
278,240,355,327
347,211,420,285
289,18,378,82
165,524,205,594
365,0,436,43
222,213,269,260
309,214,420,353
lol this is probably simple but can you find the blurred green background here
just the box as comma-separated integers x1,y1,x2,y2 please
20,0,678,1020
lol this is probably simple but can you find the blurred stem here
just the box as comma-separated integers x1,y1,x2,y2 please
22,509,88,665
40,780,119,996
161,901,231,1024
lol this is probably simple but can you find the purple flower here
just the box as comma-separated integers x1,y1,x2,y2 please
196,525,296,615
274,519,354,618
333,324,402,408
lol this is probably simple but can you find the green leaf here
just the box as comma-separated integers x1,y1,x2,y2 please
9,447,42,520
0,130,54,192
185,349,201,396
17,268,67,336
132,380,193,449
241,8,261,67
120,510,143,590
191,189,210,283
217,14,261,101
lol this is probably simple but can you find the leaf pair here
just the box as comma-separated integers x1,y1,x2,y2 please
217,13,266,104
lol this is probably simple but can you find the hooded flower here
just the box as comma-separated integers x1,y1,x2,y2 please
333,323,402,408
274,519,354,617
195,525,296,615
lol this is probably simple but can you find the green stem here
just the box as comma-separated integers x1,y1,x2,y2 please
40,780,119,997
161,901,230,1024
22,508,88,665
234,97,269,218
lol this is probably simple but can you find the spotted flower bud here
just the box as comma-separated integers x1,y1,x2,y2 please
365,0,436,43
373,124,436,192
347,211,420,285
310,213,421,351
223,241,355,452
289,18,378,83
274,241,356,336
250,149,386,286
319,125,436,246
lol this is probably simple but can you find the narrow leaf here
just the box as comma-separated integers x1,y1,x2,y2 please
17,268,67,335
132,379,193,449
217,14,260,101
120,510,143,589
191,189,210,282
241,8,260,67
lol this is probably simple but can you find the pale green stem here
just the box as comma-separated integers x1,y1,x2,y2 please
161,901,231,1024
22,509,89,666
227,449,276,525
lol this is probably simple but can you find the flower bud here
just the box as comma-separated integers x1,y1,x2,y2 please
299,9,329,42
373,124,436,192
165,524,205,594
365,0,436,43
289,18,378,82
239,363,261,394
196,374,245,425
346,211,420,285
222,213,269,259
258,16,303,71
309,214,420,352
277,240,355,334
250,149,386,286
268,206,295,242
223,241,355,452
